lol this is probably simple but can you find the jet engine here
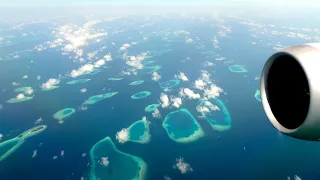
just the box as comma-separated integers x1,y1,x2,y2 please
261,43,320,141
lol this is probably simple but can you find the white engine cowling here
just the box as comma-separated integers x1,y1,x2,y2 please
261,43,320,141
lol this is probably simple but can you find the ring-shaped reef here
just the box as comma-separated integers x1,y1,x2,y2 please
88,69,102,76
84,92,119,105
108,78,124,81
127,120,151,144
66,79,91,85
129,80,144,86
139,66,161,74
145,104,160,112
53,108,76,121
89,137,147,180
224,60,233,64
228,65,248,73
131,91,151,100
0,125,47,162
6,95,33,103
18,125,47,139
159,79,181,89
255,89,261,102
200,98,232,131
14,86,32,92
41,86,60,91
141,60,155,66
162,108,205,143
0,137,24,162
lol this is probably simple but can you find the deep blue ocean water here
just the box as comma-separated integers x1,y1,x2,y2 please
0,15,320,180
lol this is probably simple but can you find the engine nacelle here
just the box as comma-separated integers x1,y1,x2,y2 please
261,43,320,141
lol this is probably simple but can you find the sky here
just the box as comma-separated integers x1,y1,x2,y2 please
1,0,320,7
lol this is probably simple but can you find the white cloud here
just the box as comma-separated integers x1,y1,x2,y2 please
71,64,94,78
126,60,143,69
130,56,136,61
142,116,147,122
120,43,131,51
171,96,182,108
175,72,188,81
24,88,34,95
201,71,211,82
203,84,223,99
152,108,161,119
116,128,129,143
80,88,87,93
196,100,220,115
173,157,193,174
104,54,112,61
215,57,225,61
160,93,170,108
205,61,214,66
213,36,219,48
100,157,110,167
152,72,161,81
16,93,25,99
182,88,201,99
186,38,193,43
194,79,207,90
94,59,105,68
63,44,75,52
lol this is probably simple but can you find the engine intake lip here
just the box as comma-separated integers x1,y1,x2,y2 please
261,51,310,134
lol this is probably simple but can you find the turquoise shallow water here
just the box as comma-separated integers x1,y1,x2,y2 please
164,109,199,139
129,121,146,141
